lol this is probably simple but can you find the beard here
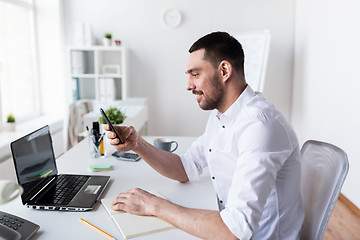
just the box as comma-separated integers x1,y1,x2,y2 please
196,74,224,111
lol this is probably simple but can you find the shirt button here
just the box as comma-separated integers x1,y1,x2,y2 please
212,176,215,179
209,149,212,152
222,125,225,128
220,200,223,203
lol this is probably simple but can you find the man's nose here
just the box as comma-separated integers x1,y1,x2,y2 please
186,78,195,91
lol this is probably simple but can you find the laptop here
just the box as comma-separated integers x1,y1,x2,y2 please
10,125,110,211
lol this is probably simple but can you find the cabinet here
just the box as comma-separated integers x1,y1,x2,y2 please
69,46,128,103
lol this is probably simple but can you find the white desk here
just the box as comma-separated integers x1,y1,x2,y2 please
1,136,217,240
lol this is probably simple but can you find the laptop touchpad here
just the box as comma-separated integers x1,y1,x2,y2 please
84,185,101,194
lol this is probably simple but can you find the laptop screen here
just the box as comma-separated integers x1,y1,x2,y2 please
11,125,58,198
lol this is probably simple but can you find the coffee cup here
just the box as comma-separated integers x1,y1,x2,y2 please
0,180,23,204
154,138,178,152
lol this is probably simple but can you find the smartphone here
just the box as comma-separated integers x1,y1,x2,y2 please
100,108,124,144
112,151,141,162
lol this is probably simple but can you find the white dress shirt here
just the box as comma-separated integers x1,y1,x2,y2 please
180,85,304,240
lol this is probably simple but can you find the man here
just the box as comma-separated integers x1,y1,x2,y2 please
106,32,304,240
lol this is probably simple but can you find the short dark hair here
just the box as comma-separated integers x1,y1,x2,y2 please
189,32,245,75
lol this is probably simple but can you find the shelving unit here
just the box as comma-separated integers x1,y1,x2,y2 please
68,46,129,103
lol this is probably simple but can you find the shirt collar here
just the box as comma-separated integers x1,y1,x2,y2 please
215,85,257,121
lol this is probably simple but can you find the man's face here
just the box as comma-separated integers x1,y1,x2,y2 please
186,49,224,111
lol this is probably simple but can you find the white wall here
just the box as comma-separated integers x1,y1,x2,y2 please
292,0,360,207
62,0,296,136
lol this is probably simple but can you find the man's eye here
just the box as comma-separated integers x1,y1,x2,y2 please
192,73,199,77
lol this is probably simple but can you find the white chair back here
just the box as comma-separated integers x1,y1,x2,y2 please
65,100,94,149
300,140,349,240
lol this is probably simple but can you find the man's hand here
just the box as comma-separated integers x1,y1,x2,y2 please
111,188,161,216
110,188,237,240
104,125,138,152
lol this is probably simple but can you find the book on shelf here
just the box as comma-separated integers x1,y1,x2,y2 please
72,77,80,100
97,78,116,103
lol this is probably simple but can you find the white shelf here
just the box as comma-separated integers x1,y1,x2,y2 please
71,74,123,78
98,74,123,78
68,46,129,103
71,74,96,78
70,46,125,51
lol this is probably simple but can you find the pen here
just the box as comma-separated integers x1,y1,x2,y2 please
83,126,91,137
97,133,105,145
90,134,100,153
80,218,116,240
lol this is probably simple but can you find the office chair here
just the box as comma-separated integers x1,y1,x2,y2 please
65,100,94,149
300,140,349,240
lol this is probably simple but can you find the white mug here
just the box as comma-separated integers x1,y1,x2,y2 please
0,180,23,204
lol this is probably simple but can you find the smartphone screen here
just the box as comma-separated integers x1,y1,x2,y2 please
100,108,124,144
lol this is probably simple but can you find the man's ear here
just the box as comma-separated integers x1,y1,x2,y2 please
219,60,232,82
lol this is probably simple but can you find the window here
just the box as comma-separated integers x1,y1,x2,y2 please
0,0,39,124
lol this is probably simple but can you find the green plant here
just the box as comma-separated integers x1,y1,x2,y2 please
7,114,15,123
104,32,112,39
98,107,126,124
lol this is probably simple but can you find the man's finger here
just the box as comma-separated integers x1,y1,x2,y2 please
110,138,120,145
112,203,126,211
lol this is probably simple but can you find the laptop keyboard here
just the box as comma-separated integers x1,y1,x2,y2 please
41,175,89,205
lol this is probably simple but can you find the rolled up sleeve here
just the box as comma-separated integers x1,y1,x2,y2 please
221,207,253,240
179,135,207,182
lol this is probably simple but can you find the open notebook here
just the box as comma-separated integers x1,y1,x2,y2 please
101,192,175,239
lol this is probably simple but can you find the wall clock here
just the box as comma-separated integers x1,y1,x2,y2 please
163,8,182,28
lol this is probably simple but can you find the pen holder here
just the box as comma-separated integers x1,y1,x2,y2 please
88,134,105,158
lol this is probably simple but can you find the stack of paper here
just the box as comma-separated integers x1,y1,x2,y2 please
101,192,175,239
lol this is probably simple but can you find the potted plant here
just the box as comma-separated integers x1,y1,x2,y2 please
98,107,126,131
103,32,112,46
6,114,16,131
